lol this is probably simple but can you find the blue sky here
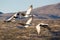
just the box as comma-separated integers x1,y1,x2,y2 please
0,0,60,13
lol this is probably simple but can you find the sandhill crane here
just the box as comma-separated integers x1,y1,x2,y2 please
4,12,20,22
36,23,50,35
21,5,33,18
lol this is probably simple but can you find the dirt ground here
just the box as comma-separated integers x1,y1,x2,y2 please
0,19,60,40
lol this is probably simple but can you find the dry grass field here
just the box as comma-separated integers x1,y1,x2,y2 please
0,19,60,40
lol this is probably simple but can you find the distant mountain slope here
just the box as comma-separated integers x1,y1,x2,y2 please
31,3,60,19
33,3,60,15
0,13,14,20
0,12,3,14
0,3,60,20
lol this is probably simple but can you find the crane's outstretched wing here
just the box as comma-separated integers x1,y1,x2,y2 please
24,17,32,27
23,5,33,17
5,15,14,22
17,17,32,28
4,12,20,22
36,24,41,35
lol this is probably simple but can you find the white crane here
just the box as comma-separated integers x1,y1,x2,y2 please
36,23,41,35
24,17,32,27
18,17,33,28
4,12,20,22
36,23,49,35
21,5,33,17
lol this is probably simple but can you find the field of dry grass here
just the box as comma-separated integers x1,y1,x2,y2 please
0,19,60,40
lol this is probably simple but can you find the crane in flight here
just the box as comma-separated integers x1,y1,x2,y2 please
36,23,51,35
18,16,33,28
21,5,33,18
4,12,20,22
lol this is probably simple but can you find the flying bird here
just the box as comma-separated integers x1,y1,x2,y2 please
36,23,41,35
21,5,33,18
18,17,33,28
4,12,20,22
36,23,50,35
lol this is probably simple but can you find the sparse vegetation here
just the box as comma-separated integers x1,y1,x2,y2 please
0,19,60,40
